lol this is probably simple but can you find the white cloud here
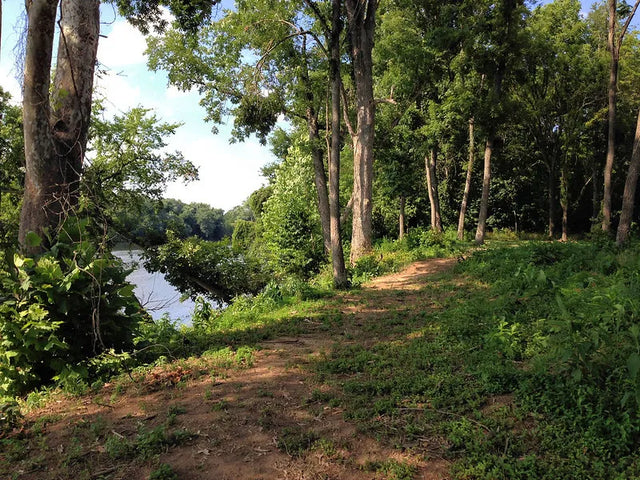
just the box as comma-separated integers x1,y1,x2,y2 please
94,71,143,113
164,133,273,211
0,63,22,103
98,20,147,68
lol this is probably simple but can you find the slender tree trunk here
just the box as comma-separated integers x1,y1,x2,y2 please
560,163,569,242
346,0,376,264
426,148,442,233
300,37,331,255
475,137,494,245
603,0,619,232
457,117,475,240
308,121,331,254
616,108,640,245
329,0,347,287
399,195,405,240
592,161,600,226
20,0,100,250
547,155,556,238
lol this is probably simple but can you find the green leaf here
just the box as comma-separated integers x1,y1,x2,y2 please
25,231,42,248
627,353,640,380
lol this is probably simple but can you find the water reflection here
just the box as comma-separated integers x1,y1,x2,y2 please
112,248,195,324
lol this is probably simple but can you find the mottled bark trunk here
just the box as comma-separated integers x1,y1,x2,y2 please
301,38,331,255
329,0,347,287
426,148,442,233
602,0,619,233
474,137,494,245
457,118,475,240
399,195,405,240
346,0,376,264
616,109,640,245
20,0,100,250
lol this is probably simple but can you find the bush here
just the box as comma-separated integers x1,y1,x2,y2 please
145,232,269,303
0,227,143,396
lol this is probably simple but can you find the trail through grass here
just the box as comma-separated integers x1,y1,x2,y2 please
3,240,640,479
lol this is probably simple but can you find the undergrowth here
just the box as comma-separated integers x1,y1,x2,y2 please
313,239,640,480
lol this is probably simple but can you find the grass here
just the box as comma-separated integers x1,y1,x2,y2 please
309,239,640,479
4,236,640,479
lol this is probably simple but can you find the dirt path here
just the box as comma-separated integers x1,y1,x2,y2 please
5,258,457,480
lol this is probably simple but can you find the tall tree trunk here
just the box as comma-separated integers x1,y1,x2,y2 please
592,161,600,226
426,148,442,233
300,36,331,255
547,155,556,238
20,0,100,250
616,108,640,245
603,0,619,232
308,119,331,255
560,163,569,242
457,117,475,240
329,0,347,287
346,0,376,264
399,195,405,240
602,0,640,230
475,137,494,245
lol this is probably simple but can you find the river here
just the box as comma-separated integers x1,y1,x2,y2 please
112,248,196,324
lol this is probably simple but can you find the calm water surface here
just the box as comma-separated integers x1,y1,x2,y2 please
113,249,195,324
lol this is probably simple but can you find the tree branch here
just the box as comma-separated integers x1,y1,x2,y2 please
340,81,356,138
302,0,331,38
619,0,640,46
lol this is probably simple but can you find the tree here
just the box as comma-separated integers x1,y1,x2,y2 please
147,0,334,254
329,0,348,287
602,0,640,232
471,0,527,244
616,108,640,245
0,88,24,247
85,105,198,218
345,0,378,263
19,0,100,250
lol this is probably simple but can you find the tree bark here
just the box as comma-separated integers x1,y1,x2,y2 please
457,117,475,240
547,154,556,238
329,0,347,287
602,0,619,233
592,161,599,227
345,0,377,264
399,195,405,240
426,148,442,233
300,37,331,255
20,0,100,250
616,108,640,245
474,137,494,245
560,163,569,242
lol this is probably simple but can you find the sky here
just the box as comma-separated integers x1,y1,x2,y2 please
0,1,276,212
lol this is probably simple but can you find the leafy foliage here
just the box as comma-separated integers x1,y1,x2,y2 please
145,232,269,303
261,142,326,278
0,222,143,396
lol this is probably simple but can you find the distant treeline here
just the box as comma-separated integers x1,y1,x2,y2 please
113,197,253,246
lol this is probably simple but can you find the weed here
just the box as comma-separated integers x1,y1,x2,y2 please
364,460,417,480
277,427,319,457
257,388,274,398
104,425,195,460
311,438,337,458
148,463,179,480
211,399,230,411
105,434,134,459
